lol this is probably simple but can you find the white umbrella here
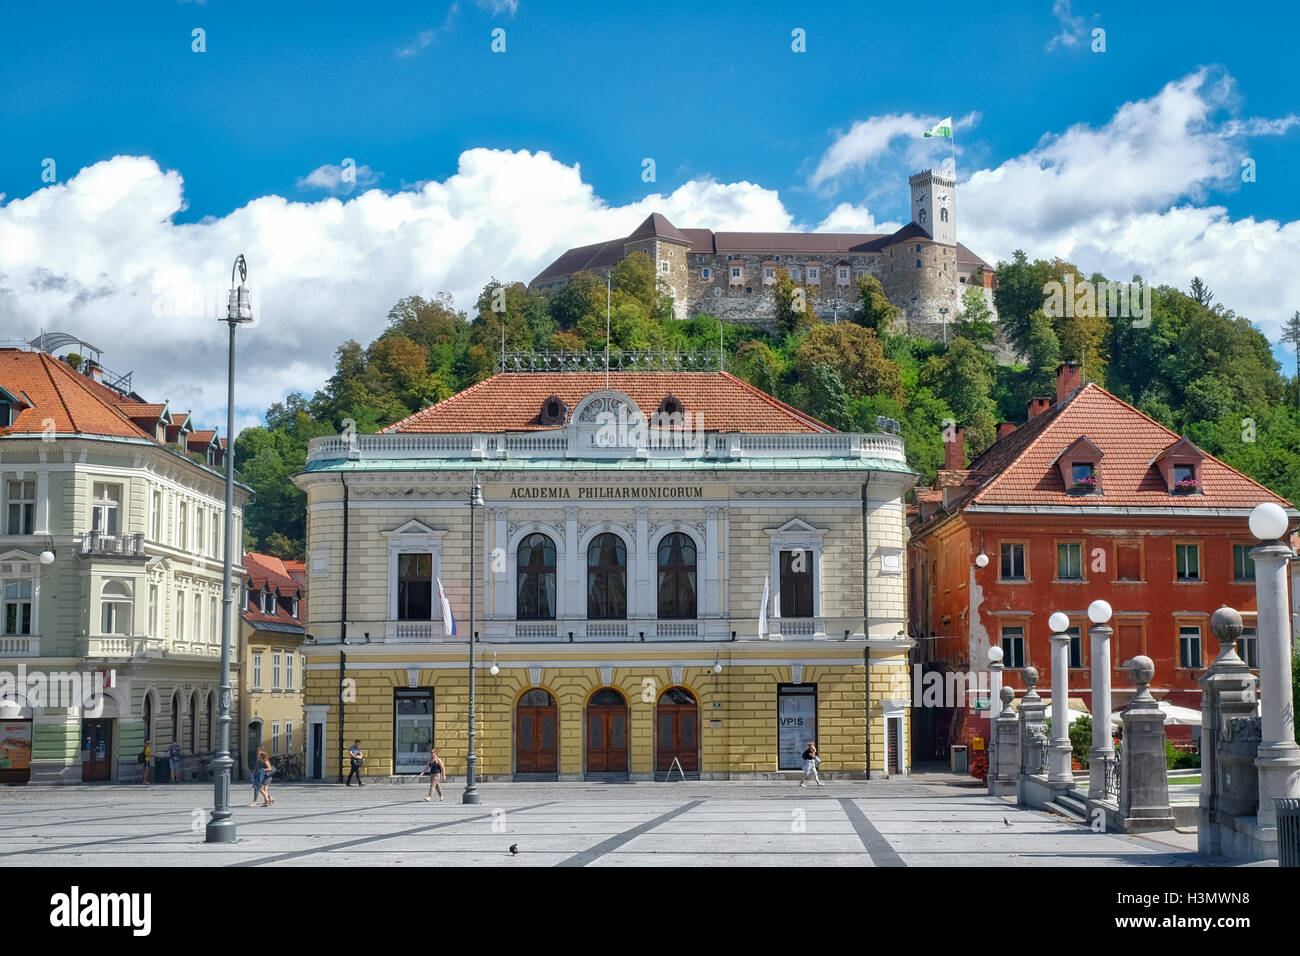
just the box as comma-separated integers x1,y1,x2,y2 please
1110,700,1202,728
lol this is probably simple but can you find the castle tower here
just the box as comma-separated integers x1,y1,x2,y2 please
909,169,956,246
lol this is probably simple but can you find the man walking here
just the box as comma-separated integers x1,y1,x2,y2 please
346,739,365,786
799,741,822,787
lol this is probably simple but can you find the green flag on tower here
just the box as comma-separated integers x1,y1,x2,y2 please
924,117,953,139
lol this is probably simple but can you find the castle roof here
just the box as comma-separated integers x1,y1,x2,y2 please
625,213,692,246
533,216,990,286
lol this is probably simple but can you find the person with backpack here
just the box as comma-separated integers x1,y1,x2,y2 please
346,740,365,786
138,738,152,785
418,747,445,801
169,740,182,783
800,741,822,787
249,748,274,806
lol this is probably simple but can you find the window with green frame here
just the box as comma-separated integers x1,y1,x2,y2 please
1176,543,1200,581
1232,544,1255,581
1056,542,1083,580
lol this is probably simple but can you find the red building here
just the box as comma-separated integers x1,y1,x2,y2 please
907,362,1297,757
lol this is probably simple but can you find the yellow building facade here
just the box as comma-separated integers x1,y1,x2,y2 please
294,371,916,781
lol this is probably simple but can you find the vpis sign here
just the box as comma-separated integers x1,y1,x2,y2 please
49,886,151,936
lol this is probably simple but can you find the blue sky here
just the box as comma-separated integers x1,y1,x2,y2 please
0,0,1297,425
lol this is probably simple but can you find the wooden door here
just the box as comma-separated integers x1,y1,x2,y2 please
586,689,628,775
81,719,113,782
656,688,699,773
516,690,558,776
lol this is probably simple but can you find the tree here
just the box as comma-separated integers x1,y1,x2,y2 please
793,322,904,402
771,269,810,335
731,339,784,394
920,338,998,454
954,286,996,351
1282,310,1300,406
1189,277,1214,308
848,275,901,335
806,364,852,430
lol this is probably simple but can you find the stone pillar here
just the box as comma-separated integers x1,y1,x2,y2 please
1048,628,1072,786
1251,539,1300,831
989,685,1020,797
1087,619,1114,802
1119,656,1175,832
1018,666,1047,806
987,650,1004,749
1198,607,1260,855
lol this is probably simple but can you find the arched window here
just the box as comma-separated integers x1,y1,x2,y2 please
143,693,153,741
206,691,216,751
517,533,557,620
519,688,555,708
586,533,627,620
189,693,197,753
171,692,181,749
656,532,697,619
100,579,133,635
590,687,627,707
940,207,949,223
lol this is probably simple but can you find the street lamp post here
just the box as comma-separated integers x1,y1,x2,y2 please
207,254,252,844
463,473,484,805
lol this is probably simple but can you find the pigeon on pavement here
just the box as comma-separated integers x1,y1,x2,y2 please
509,843,518,855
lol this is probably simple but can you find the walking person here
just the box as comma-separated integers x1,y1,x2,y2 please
139,738,152,785
249,748,274,807
418,747,445,801
799,741,822,787
168,740,182,784
346,739,365,787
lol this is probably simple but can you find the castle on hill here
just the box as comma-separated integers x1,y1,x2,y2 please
531,170,997,337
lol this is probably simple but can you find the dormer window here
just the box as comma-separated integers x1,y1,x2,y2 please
261,588,274,614
1053,436,1103,495
1151,438,1205,495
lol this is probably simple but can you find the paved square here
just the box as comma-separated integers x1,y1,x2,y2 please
0,775,1227,867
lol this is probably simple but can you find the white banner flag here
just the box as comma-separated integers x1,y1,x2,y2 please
758,574,770,639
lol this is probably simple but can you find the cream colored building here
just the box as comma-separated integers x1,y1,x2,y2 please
293,371,916,781
0,344,247,784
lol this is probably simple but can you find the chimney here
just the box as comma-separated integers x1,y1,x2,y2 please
1056,359,1083,403
1027,396,1053,420
83,360,104,383
944,426,965,471
997,422,1017,440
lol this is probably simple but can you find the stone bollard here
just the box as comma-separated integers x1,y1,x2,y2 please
989,685,1020,797
1119,655,1175,832
1018,666,1048,804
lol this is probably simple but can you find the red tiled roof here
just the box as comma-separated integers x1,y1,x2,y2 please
382,372,832,434
241,552,306,628
625,213,692,246
965,384,1292,510
0,349,153,439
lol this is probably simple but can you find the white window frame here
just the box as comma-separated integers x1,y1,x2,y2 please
209,596,217,643
271,721,280,756
177,501,187,551
100,579,133,636
272,650,282,691
175,588,185,641
286,651,295,690
806,266,820,285
149,583,159,637
1,576,35,636
91,483,121,535
253,652,263,690
700,267,711,279
150,490,163,541
383,520,446,635
764,518,827,627
6,480,35,535
285,720,294,754
659,260,670,274
1179,625,1202,669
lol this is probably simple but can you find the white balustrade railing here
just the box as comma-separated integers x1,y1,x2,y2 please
308,429,905,464
0,635,38,656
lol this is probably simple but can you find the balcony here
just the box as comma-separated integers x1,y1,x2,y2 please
81,635,163,660
0,635,39,657
357,616,857,644
78,531,146,560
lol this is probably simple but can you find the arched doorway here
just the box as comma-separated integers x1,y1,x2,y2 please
188,693,197,755
81,692,119,783
585,687,628,777
515,688,558,779
656,687,699,778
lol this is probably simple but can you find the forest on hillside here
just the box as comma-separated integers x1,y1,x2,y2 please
233,251,1300,558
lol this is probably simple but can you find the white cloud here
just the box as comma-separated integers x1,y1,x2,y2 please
809,112,979,193
476,0,518,16
397,3,461,57
296,162,381,194
957,69,1300,345
814,203,903,235
0,151,797,430
1046,0,1086,50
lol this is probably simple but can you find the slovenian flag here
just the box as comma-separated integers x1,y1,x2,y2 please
437,578,457,637
924,117,953,139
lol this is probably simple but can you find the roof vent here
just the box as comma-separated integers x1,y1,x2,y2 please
657,394,685,419
539,395,569,426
